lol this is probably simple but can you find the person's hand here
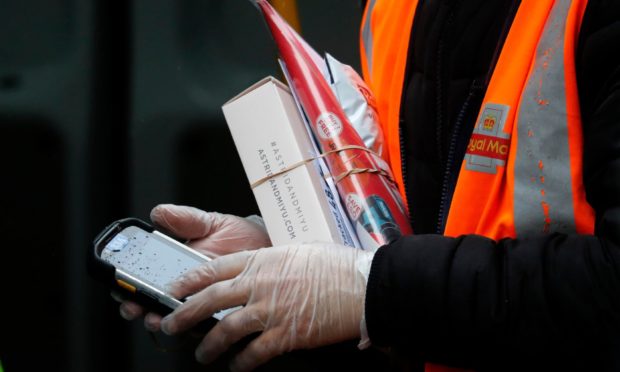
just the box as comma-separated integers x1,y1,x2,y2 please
160,243,371,372
150,204,271,258
116,204,272,331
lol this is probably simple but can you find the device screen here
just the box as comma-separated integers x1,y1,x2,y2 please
101,225,205,291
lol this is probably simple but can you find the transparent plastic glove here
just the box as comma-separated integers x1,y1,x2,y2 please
160,243,371,372
150,204,271,258
115,204,272,332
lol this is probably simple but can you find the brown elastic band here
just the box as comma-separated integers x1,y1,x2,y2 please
333,167,393,184
250,145,388,188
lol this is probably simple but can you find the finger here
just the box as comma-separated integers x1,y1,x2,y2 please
150,204,219,240
144,312,163,332
244,215,266,230
166,250,252,299
110,290,125,303
229,329,286,372
195,306,264,365
161,278,250,336
119,301,144,320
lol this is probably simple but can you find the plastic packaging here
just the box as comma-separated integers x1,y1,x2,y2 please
325,53,385,156
253,0,412,249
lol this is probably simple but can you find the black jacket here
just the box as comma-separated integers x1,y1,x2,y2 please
365,1,620,371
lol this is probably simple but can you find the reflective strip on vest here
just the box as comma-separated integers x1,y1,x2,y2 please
513,0,594,235
361,0,377,75
514,0,576,235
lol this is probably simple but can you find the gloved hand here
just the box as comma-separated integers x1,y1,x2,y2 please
151,204,271,258
115,204,272,331
160,243,372,372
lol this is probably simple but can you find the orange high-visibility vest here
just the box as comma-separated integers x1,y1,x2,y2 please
361,0,596,371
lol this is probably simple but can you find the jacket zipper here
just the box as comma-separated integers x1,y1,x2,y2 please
434,1,459,234
436,82,480,234
399,122,415,228
399,0,459,231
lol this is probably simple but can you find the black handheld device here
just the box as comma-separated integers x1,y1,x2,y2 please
90,218,221,328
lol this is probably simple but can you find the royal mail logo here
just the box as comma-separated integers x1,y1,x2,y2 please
465,104,511,174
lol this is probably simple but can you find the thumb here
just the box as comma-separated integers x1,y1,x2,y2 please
150,204,218,240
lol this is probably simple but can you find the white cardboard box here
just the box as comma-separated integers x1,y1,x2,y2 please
222,76,357,247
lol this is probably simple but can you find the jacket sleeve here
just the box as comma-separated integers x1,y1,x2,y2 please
364,2,620,371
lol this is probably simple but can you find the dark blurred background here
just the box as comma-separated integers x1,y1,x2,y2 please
0,1,384,371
